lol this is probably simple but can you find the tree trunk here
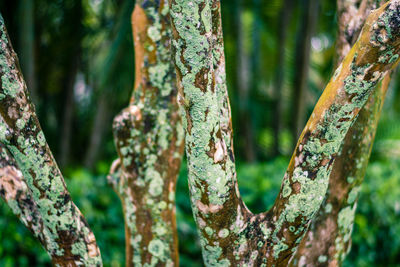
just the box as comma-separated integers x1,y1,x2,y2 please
292,0,319,146
290,1,393,266
84,93,110,169
107,1,184,266
169,0,400,265
0,14,102,266
59,0,83,169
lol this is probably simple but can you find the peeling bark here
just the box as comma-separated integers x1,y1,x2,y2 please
108,1,184,266
170,0,400,266
290,1,394,266
0,14,102,266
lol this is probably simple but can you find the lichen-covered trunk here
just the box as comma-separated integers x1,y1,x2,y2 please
290,1,393,266
170,0,400,266
107,1,184,266
0,14,102,266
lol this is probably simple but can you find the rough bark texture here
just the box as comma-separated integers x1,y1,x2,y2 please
108,1,184,266
170,0,400,266
0,14,102,266
290,1,393,266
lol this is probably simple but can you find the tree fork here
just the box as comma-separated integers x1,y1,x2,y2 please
108,0,184,266
0,14,102,266
169,0,400,266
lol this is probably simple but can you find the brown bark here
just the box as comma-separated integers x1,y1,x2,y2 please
108,1,184,266
170,0,400,266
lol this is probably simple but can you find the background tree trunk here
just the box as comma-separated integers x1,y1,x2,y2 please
273,0,294,155
18,0,36,104
58,0,83,169
235,0,257,162
291,0,319,146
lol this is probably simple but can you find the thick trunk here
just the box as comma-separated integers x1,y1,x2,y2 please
292,0,319,145
170,0,400,265
290,1,392,266
0,14,102,266
108,1,184,266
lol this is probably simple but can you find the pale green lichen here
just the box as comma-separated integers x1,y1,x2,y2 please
318,255,328,263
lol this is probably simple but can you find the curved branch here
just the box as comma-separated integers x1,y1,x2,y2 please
0,14,102,266
290,1,394,266
108,1,184,266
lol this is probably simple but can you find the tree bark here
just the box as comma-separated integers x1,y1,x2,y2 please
170,0,400,266
0,14,102,266
108,1,184,266
290,1,393,266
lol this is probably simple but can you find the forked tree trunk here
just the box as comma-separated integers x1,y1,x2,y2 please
0,15,102,266
290,1,394,266
107,1,184,266
169,0,400,266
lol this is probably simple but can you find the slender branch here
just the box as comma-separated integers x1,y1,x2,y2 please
0,14,102,266
108,1,184,266
290,1,393,266
170,0,400,266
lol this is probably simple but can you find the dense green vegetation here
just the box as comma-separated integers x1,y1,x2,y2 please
1,0,400,266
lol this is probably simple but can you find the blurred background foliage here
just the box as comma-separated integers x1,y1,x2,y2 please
0,0,399,266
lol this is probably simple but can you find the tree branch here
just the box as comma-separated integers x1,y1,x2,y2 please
290,1,394,266
0,14,102,266
108,1,184,266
